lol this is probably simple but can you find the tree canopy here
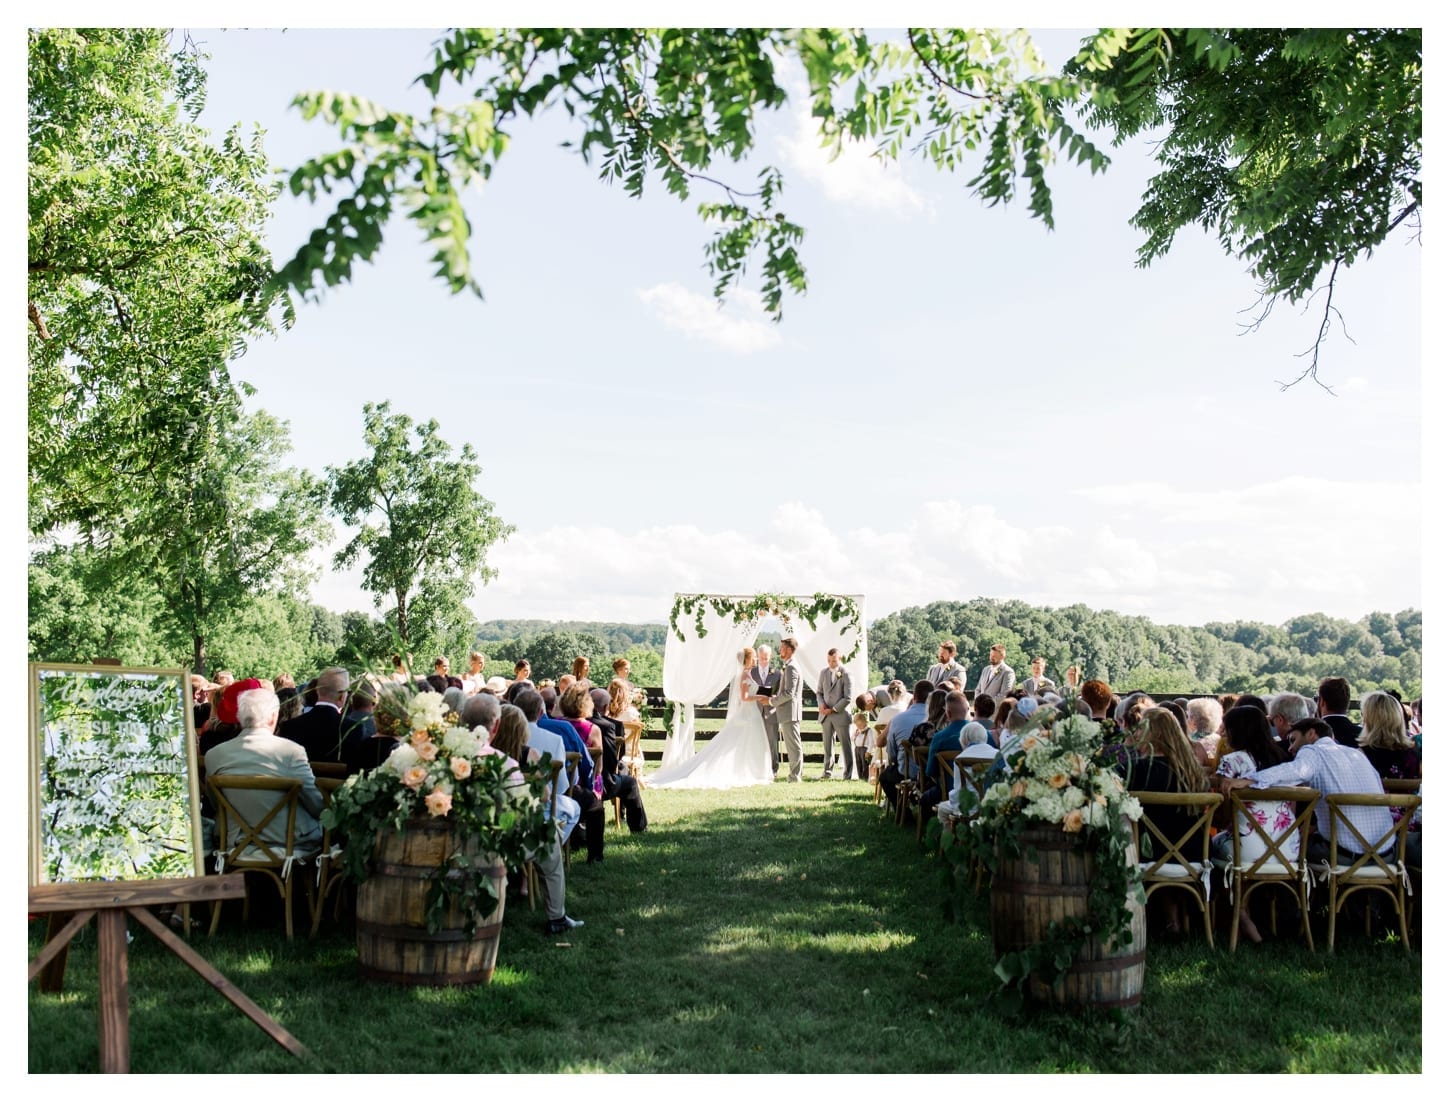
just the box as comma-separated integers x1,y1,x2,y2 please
278,27,1420,373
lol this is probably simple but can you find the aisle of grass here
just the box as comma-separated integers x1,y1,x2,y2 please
29,780,1421,1073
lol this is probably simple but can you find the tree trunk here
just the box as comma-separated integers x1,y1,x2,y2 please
396,592,410,649
193,635,205,676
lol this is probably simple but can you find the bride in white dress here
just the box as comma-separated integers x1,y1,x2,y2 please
645,646,774,789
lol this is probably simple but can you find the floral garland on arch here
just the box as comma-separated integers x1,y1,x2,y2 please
668,592,863,663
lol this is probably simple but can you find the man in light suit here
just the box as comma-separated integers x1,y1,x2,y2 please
770,637,805,783
975,643,1016,701
816,647,854,780
926,641,967,689
752,645,781,773
1021,657,1057,697
205,686,324,858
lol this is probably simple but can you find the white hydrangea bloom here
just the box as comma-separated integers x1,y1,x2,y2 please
387,742,421,775
441,725,482,757
407,692,447,730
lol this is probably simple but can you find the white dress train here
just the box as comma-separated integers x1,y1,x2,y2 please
645,667,774,789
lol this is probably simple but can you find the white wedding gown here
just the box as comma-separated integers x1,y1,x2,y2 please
645,665,774,789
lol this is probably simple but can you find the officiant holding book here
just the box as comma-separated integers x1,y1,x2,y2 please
752,645,781,774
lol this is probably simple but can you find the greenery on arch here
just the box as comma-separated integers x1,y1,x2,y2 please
668,592,863,663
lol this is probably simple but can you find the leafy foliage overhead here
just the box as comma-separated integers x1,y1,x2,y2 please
276,26,1420,367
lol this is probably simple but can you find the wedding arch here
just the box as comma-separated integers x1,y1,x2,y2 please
659,592,868,769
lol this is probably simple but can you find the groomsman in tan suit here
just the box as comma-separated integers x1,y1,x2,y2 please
816,648,854,779
975,643,1016,700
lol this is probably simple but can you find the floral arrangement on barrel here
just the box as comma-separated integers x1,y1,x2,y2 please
944,699,1145,991
323,688,554,934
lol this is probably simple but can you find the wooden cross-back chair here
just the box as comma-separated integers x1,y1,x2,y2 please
619,719,645,780
207,775,316,940
524,759,564,912
896,744,932,843
1321,792,1421,952
1380,777,1421,795
871,724,889,804
1225,786,1320,952
308,775,349,937
1129,791,1222,947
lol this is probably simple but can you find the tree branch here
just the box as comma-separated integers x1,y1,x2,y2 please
28,300,51,341
907,29,989,100
1274,258,1351,394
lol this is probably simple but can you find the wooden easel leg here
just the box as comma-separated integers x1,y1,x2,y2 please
95,910,130,1074
128,908,309,1059
38,912,74,993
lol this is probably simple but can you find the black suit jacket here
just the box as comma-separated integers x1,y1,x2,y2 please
280,704,346,763
751,666,780,697
1323,714,1363,748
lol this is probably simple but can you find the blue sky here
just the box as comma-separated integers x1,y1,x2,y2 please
22,18,1431,633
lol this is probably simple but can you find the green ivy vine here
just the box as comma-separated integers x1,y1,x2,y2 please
668,592,863,663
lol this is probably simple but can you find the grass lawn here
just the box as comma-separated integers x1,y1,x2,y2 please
29,779,1421,1073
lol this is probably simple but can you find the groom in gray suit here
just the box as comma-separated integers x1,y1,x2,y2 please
770,637,805,782
816,647,854,780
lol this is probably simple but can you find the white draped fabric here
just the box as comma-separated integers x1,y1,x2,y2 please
786,604,869,710
660,605,757,769
660,594,868,768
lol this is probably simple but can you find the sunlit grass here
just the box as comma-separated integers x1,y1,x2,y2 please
29,781,1420,1073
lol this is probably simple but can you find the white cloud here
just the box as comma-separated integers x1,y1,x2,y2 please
635,282,783,354
463,483,1420,628
775,71,931,219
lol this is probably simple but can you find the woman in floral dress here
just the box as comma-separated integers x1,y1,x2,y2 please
1210,705,1294,944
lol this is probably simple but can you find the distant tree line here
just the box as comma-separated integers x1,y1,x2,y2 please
867,599,1421,699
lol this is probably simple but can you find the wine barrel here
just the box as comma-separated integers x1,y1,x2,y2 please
991,824,1146,1010
355,818,506,986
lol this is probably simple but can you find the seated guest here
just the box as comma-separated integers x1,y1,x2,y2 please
205,686,323,859
1209,706,1294,944
1185,696,1225,764
1357,690,1421,783
1316,677,1362,746
972,693,997,745
1222,717,1390,865
1080,679,1114,728
1234,693,1268,714
487,702,579,856
880,681,932,810
498,690,578,834
987,697,1041,780
559,682,608,862
484,676,510,696
920,692,971,812
441,685,467,717
1266,692,1312,750
276,685,304,724
280,666,349,763
200,678,263,759
341,677,394,775
1119,706,1210,934
590,687,648,833
471,700,582,935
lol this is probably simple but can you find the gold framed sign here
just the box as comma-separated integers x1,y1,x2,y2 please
28,663,204,886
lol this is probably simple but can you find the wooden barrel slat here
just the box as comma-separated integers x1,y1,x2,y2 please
991,824,1146,1011
356,819,506,987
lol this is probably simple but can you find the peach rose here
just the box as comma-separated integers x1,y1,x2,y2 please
425,788,453,818
450,756,472,780
1062,808,1085,833
410,732,439,762
1011,780,1028,799
1048,772,1069,789
402,765,429,790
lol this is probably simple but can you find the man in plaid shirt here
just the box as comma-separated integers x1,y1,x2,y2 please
1222,716,1392,863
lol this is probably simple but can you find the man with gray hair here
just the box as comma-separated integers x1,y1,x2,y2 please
206,687,324,857
751,645,781,774
281,666,350,763
1267,692,1313,747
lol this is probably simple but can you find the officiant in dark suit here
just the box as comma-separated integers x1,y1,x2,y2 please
752,645,781,774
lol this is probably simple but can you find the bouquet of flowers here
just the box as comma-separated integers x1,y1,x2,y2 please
951,701,1145,990
323,689,554,933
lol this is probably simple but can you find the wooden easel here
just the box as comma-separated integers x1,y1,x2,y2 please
28,875,309,1073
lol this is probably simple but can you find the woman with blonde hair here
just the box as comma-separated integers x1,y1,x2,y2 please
1121,707,1209,934
1358,690,1421,781
606,677,638,722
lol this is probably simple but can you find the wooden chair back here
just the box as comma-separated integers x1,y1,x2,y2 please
1228,786,1320,877
1323,792,1422,951
1380,777,1420,795
309,776,348,937
620,720,645,778
208,776,304,870
1131,791,1222,876
308,760,347,780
